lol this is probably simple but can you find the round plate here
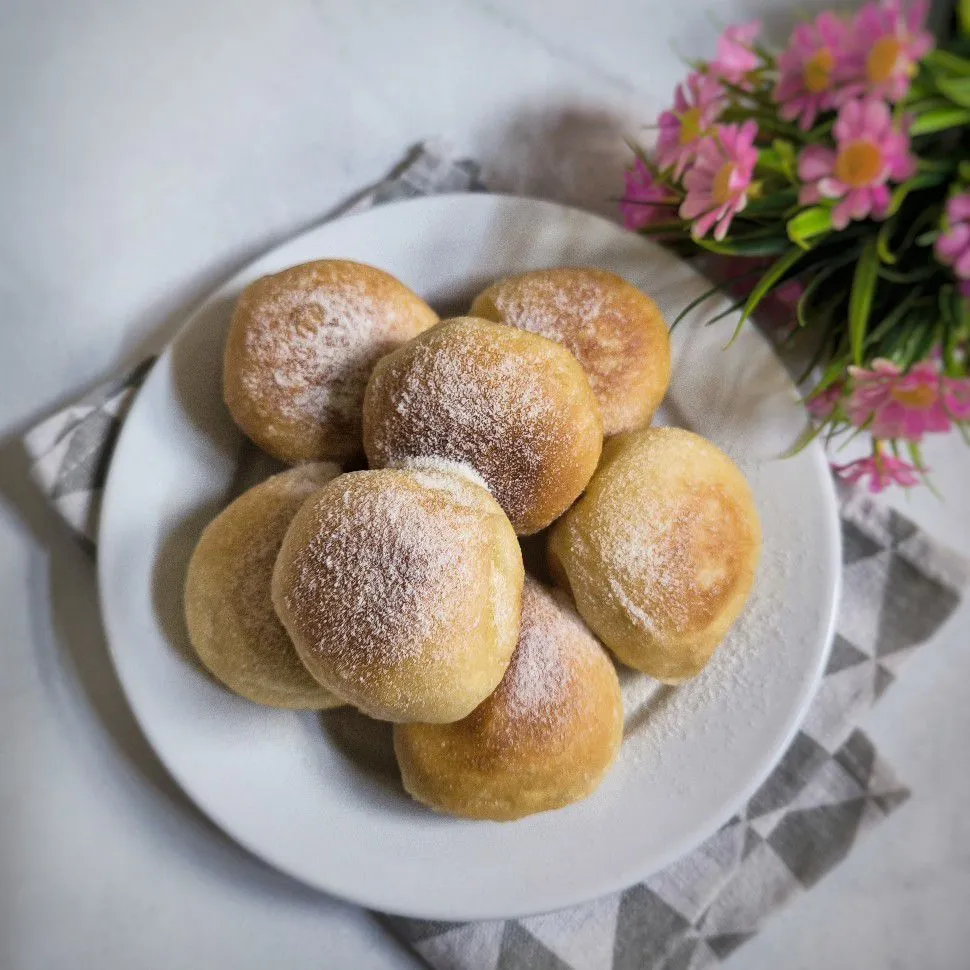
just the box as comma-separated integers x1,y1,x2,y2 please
98,194,840,920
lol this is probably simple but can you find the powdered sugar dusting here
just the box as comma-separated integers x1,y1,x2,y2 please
560,429,757,655
229,262,436,457
399,456,491,499
614,509,799,794
276,469,512,720
498,581,605,730
364,317,601,532
290,490,474,666
481,273,609,343
471,268,670,433
242,276,402,427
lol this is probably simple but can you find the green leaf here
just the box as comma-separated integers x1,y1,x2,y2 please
756,147,788,176
633,219,690,235
670,264,766,328
705,299,746,327
943,307,961,377
787,207,833,248
910,107,970,135
692,233,791,257
742,192,801,220
937,75,970,107
888,172,947,216
795,257,853,327
960,0,970,37
961,160,970,181
905,96,951,114
878,264,940,284
897,205,942,254
957,291,970,343
757,142,800,185
781,418,827,459
917,157,958,174
671,284,723,328
733,247,805,342
813,351,852,393
773,139,797,178
867,289,924,347
901,316,941,368
806,116,835,141
924,48,970,77
848,239,879,365
876,217,898,264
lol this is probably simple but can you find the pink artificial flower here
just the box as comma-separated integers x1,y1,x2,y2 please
847,358,953,439
943,375,970,421
709,20,762,88
656,72,726,180
797,99,915,230
679,121,758,241
838,0,934,103
774,12,850,130
806,382,844,420
935,193,970,283
619,157,677,230
833,452,923,492
769,279,805,310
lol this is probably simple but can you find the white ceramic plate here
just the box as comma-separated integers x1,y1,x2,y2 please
98,194,840,920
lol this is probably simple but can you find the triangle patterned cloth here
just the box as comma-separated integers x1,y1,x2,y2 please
24,145,968,970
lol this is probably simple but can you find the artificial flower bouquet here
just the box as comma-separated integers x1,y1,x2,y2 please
621,0,970,492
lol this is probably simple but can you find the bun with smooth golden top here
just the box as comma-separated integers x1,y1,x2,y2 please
224,259,437,463
470,268,670,435
548,428,762,682
184,463,344,709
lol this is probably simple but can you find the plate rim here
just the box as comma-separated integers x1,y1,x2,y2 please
97,191,841,919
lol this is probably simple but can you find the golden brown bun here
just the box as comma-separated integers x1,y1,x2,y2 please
470,268,670,435
271,466,524,723
394,578,623,821
184,463,344,709
224,260,438,463
548,428,762,682
362,317,603,535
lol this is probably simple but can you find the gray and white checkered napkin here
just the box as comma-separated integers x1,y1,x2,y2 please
25,145,969,970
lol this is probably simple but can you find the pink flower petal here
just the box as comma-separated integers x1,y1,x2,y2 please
835,98,861,139
937,225,969,260
948,194,970,221
954,248,970,280
831,198,854,230
799,184,823,205
691,208,721,239
870,183,891,219
798,145,835,180
849,188,872,220
679,194,712,220
944,379,970,419
861,98,890,136
819,177,846,199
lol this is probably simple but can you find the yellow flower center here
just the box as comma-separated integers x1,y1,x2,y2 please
713,163,736,205
891,384,937,410
679,107,703,145
867,36,904,84
834,140,883,188
803,47,835,93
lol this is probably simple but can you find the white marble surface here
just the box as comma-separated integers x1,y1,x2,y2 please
1,1,968,968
